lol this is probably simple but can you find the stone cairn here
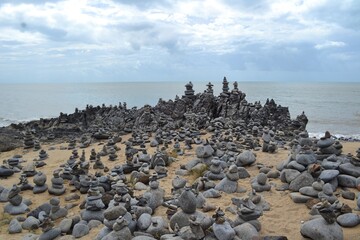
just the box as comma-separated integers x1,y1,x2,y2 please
33,171,48,194
81,178,106,222
4,184,30,215
48,171,66,196
23,130,34,149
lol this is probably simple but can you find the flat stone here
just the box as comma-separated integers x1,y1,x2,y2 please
280,169,301,183
289,171,314,192
339,163,360,178
203,188,221,198
300,218,343,240
287,161,306,172
38,227,61,240
299,187,320,197
215,178,238,193
134,182,148,190
337,213,360,227
319,170,339,182
341,191,355,200
59,218,73,233
337,174,357,188
290,193,314,203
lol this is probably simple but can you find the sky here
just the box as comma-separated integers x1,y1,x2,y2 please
0,0,359,83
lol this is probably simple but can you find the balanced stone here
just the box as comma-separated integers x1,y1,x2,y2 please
4,184,30,215
48,171,66,196
215,164,239,193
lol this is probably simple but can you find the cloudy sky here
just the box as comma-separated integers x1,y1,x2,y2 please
0,0,359,83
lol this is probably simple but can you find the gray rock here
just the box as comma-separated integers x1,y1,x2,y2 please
337,174,357,188
133,236,156,240
296,152,316,166
134,182,148,190
233,222,259,240
236,150,256,166
138,213,152,230
341,191,355,200
319,170,339,182
238,167,250,179
196,145,214,158
300,218,343,240
317,138,335,148
290,193,314,203
178,188,197,214
280,169,301,183
38,227,61,240
336,213,360,227
215,178,238,193
213,221,235,240
21,233,39,240
4,202,30,215
88,219,102,229
267,170,280,179
95,226,112,240
287,161,306,172
322,183,334,195
299,186,320,197
22,216,40,230
339,163,360,178
81,209,105,222
203,188,221,198
103,206,127,220
169,210,212,230
8,218,22,234
289,171,314,192
72,223,90,238
59,218,73,233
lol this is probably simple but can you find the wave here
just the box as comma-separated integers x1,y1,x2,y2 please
0,116,54,127
309,132,360,141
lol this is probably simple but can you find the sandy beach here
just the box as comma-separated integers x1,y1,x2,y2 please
0,134,359,240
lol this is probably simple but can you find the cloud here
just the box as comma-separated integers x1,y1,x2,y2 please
315,41,347,50
0,0,359,82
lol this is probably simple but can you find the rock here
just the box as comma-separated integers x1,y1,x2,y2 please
337,174,357,188
38,227,62,240
213,221,236,240
319,170,339,182
134,182,148,191
233,222,259,240
267,170,280,179
289,171,314,192
104,206,127,220
215,178,238,193
88,220,102,229
341,191,355,200
287,161,306,172
203,188,221,198
339,163,360,178
0,166,14,178
300,218,343,240
196,145,214,158
299,187,320,197
72,223,90,238
336,213,360,227
280,169,301,183
178,188,197,214
169,210,212,230
59,218,73,233
21,233,40,240
290,193,314,203
238,167,251,179
22,216,40,230
137,213,152,230
8,218,22,234
236,150,256,166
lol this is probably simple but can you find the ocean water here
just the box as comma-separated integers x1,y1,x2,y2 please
0,81,359,139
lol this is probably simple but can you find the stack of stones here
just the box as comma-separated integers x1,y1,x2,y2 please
79,135,91,148
143,175,165,211
108,147,118,161
18,174,33,191
316,131,341,160
207,158,225,180
38,149,48,160
81,179,105,222
22,162,37,177
23,130,34,149
4,184,30,215
170,187,212,231
7,156,22,172
195,142,215,165
49,197,68,220
215,164,240,193
33,171,48,194
33,140,41,151
89,149,97,161
48,171,66,196
231,198,263,239
251,173,271,192
93,154,105,169
171,176,187,195
67,138,76,150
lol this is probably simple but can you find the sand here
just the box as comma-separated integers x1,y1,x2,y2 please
0,135,359,240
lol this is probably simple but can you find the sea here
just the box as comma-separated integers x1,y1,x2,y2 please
0,81,359,139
